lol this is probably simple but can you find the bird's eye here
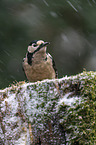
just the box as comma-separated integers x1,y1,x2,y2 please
33,44,37,47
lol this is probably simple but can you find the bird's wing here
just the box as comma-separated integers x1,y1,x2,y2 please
47,53,58,78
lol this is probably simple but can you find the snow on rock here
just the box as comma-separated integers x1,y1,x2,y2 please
0,71,96,144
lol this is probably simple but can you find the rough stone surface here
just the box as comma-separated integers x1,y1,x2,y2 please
0,71,96,145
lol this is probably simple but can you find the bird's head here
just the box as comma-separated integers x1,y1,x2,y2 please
28,40,50,53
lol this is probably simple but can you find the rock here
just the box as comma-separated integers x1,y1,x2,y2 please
0,71,96,145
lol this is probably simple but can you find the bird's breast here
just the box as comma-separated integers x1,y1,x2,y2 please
23,58,56,82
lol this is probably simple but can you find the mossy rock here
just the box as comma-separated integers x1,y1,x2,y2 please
0,71,96,145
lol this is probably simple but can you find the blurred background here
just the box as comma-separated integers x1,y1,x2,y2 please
0,0,96,89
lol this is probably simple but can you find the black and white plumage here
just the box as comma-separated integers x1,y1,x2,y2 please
23,40,58,82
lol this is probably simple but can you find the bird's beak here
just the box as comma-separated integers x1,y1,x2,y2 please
39,42,50,49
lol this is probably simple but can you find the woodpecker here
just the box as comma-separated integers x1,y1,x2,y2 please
23,40,58,82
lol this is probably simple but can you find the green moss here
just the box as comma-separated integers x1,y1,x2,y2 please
59,71,96,144
1,71,96,144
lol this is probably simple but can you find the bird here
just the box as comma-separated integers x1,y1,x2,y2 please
23,40,58,82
